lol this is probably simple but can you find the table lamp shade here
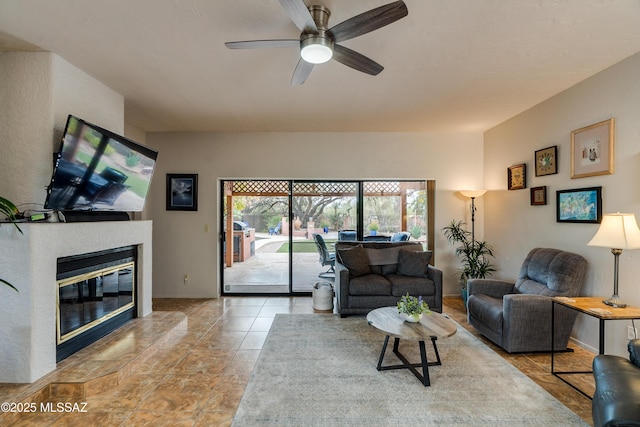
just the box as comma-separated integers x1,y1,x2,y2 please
587,213,640,250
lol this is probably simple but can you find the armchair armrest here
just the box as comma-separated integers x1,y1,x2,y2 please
502,294,577,352
334,261,350,313
629,339,640,367
467,278,515,299
427,265,443,313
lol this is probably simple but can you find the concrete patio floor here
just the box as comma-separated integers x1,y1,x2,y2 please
222,232,336,294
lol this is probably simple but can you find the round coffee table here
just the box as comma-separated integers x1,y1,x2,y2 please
366,306,457,386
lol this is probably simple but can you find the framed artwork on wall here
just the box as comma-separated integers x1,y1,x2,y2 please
556,186,602,223
530,186,547,205
507,164,526,190
534,145,557,176
166,173,198,211
570,118,614,179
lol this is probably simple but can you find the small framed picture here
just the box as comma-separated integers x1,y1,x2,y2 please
534,146,557,176
508,164,526,190
556,186,602,223
571,118,614,179
530,186,547,205
166,173,198,211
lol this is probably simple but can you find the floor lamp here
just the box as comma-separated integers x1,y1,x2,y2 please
587,212,640,308
459,190,487,244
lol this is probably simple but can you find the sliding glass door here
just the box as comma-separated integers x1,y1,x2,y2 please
220,179,432,295
291,181,359,292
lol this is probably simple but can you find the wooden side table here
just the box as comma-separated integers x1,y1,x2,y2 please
551,296,640,398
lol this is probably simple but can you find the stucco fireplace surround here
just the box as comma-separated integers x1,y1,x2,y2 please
0,221,152,383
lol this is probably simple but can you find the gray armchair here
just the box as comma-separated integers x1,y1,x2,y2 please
467,247,588,353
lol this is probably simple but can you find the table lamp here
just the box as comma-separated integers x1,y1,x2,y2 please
587,212,640,308
459,190,487,244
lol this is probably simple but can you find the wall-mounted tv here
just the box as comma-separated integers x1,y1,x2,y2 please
45,115,158,213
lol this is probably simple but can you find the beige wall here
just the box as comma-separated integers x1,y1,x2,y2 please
146,132,485,298
484,51,640,355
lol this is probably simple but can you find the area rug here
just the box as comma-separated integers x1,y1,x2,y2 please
232,314,589,426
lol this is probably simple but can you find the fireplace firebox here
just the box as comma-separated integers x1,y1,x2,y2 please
56,245,137,362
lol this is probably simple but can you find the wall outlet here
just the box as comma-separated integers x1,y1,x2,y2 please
628,325,638,340
183,274,189,285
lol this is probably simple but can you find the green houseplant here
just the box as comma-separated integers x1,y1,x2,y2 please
442,220,495,301
0,196,22,292
397,293,430,322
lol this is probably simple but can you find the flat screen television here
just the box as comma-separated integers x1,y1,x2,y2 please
45,115,158,213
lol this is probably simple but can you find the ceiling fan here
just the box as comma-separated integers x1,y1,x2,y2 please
225,0,408,85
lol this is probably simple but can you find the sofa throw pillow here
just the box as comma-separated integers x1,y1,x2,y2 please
396,250,431,278
337,244,371,277
629,339,640,368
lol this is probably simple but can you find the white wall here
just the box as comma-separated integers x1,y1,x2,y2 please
484,51,640,356
146,131,485,298
0,52,124,207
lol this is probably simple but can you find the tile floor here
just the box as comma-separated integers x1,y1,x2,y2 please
1,296,594,426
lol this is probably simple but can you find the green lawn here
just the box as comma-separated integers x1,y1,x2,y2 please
276,239,337,253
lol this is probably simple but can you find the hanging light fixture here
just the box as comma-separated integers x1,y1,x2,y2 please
300,34,333,64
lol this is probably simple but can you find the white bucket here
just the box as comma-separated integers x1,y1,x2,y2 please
313,281,334,311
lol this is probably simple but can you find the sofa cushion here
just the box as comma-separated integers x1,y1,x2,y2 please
349,274,391,296
337,244,371,277
386,274,435,297
396,250,432,278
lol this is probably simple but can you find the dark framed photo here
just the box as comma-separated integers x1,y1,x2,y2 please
556,186,602,223
507,164,526,190
166,174,198,211
530,186,547,206
534,146,557,176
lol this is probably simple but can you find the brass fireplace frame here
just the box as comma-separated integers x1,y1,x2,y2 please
56,261,135,345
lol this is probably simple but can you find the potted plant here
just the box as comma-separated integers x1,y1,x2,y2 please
442,220,495,304
0,196,22,292
397,293,431,322
369,221,379,236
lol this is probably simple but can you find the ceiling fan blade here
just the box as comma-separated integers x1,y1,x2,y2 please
291,58,314,85
332,44,383,76
225,39,299,49
328,1,408,43
279,0,318,33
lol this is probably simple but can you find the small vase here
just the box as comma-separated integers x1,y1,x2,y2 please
400,312,423,323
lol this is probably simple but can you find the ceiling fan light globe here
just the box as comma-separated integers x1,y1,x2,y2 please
300,34,333,64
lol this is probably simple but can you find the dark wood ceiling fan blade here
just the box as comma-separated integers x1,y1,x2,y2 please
332,44,383,76
279,0,318,33
291,58,314,85
328,1,408,43
225,39,299,49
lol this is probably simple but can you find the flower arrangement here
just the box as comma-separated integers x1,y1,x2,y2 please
397,293,430,322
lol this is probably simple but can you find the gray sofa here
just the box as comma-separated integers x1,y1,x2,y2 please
592,339,640,427
334,241,442,317
467,247,588,353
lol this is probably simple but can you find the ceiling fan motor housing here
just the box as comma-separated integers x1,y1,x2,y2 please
300,5,334,64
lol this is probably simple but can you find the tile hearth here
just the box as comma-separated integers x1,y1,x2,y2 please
0,297,594,426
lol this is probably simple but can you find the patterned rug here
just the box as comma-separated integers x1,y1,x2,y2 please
232,314,589,426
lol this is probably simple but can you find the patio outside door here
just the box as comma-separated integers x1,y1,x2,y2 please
221,180,290,294
291,181,359,292
221,180,432,295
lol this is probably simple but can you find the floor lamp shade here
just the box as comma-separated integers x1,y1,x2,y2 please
459,190,487,199
587,212,640,307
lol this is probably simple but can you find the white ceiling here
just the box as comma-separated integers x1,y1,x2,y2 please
1,0,640,133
